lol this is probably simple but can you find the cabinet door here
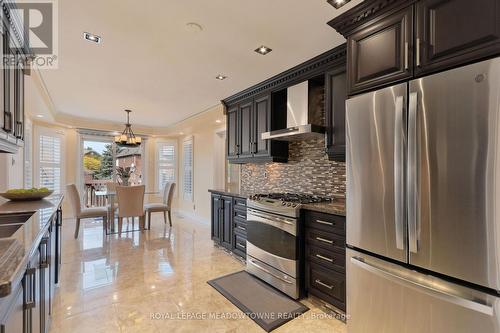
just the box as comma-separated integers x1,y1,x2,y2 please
416,0,500,76
238,101,253,158
14,55,24,139
0,283,25,333
39,233,50,333
226,106,239,159
49,220,56,314
2,26,11,133
221,196,233,250
253,95,270,157
28,253,41,333
325,70,347,161
347,7,413,95
8,49,15,134
211,195,221,243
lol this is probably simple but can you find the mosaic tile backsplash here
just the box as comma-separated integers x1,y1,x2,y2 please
241,138,346,197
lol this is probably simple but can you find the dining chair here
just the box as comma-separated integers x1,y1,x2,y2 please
66,184,108,239
145,182,175,229
116,185,146,233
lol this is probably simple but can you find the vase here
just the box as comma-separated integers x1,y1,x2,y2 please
121,177,130,186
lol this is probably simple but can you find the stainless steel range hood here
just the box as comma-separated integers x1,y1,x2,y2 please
262,81,325,141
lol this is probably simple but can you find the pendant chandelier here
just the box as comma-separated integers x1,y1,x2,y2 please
114,109,142,147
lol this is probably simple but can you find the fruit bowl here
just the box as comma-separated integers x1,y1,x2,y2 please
0,188,53,201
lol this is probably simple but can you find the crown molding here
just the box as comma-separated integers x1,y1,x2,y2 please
222,44,347,107
327,0,414,37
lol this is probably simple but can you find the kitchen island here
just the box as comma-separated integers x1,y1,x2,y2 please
0,194,63,333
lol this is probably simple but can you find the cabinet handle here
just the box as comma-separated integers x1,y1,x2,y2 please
416,38,421,67
316,254,334,263
315,236,333,244
316,219,334,226
24,267,36,309
404,42,409,70
40,236,49,268
315,279,334,290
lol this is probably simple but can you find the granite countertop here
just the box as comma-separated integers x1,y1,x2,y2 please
209,189,346,216
0,194,63,297
208,189,250,199
301,200,346,216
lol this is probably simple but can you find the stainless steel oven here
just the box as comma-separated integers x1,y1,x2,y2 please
246,207,300,298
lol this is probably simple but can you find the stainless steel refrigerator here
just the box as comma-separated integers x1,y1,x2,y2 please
346,57,500,332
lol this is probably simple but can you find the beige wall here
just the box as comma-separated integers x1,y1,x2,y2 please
1,77,226,224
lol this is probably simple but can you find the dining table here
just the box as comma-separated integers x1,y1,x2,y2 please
99,189,159,234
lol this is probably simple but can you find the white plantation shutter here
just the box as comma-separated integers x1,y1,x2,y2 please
156,141,176,191
24,118,32,188
182,137,193,201
39,134,62,193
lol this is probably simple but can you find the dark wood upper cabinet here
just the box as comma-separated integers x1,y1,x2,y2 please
325,69,347,162
330,0,500,95
347,6,413,95
14,54,24,139
415,0,500,75
226,106,239,159
238,100,253,158
253,94,270,157
2,26,11,134
225,93,288,164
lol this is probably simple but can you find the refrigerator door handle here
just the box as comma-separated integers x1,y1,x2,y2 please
394,95,405,250
350,256,495,316
408,92,418,253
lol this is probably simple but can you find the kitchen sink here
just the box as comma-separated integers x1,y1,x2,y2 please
0,213,33,225
0,224,23,238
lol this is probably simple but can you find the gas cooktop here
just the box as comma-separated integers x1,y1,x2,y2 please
250,193,334,204
247,193,334,217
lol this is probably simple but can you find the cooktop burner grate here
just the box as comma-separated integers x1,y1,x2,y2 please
253,193,333,204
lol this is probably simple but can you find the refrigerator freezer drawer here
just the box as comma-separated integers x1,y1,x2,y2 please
347,248,500,333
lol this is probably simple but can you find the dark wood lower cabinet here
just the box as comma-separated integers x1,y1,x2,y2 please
0,281,24,333
0,208,62,333
304,210,346,312
211,193,247,259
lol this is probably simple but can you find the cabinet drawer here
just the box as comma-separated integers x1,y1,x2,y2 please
233,233,247,258
233,197,247,209
305,211,345,235
233,216,247,235
233,207,247,219
307,228,345,254
308,245,345,273
309,264,346,310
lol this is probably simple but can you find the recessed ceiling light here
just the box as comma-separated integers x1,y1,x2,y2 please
179,132,184,135
255,45,272,55
215,119,222,123
215,74,227,80
36,114,44,118
328,0,351,9
185,22,203,32
83,32,101,44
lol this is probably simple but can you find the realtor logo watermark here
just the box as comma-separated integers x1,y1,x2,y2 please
3,0,58,69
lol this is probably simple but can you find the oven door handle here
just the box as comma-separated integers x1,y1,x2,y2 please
247,258,293,284
247,208,294,225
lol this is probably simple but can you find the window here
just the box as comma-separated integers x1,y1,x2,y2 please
182,137,193,201
24,118,32,188
37,130,63,193
156,141,176,192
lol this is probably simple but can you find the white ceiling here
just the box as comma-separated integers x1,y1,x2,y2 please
40,0,362,128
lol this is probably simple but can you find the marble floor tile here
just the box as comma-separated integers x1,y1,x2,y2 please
49,213,346,333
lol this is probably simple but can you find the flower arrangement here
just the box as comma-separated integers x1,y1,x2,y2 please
116,166,133,186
